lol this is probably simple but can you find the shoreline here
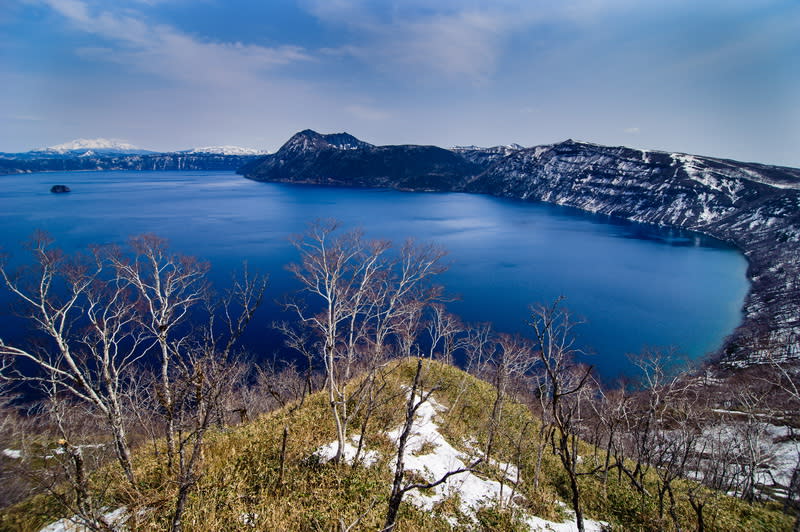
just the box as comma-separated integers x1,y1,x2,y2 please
243,166,799,368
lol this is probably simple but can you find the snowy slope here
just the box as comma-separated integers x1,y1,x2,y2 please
185,146,269,156
43,138,148,154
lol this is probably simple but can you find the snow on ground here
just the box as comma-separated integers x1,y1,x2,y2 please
693,416,799,499
313,390,607,531
2,448,21,459
314,435,379,467
386,395,509,514
39,507,129,532
186,146,268,156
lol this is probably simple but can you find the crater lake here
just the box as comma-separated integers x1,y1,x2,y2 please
0,170,749,381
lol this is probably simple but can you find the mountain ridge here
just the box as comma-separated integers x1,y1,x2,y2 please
242,130,800,368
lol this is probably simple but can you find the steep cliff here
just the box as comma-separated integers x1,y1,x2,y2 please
464,140,800,366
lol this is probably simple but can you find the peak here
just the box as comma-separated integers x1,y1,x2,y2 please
45,138,143,153
279,130,373,153
293,129,323,139
552,139,607,150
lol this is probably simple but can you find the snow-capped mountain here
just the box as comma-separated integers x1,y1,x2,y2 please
42,138,151,154
184,146,269,156
0,142,266,174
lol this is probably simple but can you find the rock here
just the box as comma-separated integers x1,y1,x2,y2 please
50,185,71,193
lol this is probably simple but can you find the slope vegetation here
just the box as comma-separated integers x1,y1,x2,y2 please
2,359,790,531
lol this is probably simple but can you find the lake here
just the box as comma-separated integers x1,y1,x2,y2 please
0,170,749,382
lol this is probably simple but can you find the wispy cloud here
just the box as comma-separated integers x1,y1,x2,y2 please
307,1,514,83
40,0,311,86
624,127,640,134
303,0,646,85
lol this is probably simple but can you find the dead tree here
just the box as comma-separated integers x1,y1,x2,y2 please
285,221,445,464
529,298,592,532
0,233,142,484
382,357,481,531
109,234,210,474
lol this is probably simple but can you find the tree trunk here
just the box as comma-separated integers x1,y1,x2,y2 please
383,359,424,532
278,425,289,490
110,417,135,485
327,342,346,464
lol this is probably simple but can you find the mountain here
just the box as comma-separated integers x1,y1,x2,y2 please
183,146,269,156
41,138,153,155
238,129,484,191
241,131,800,368
0,144,265,174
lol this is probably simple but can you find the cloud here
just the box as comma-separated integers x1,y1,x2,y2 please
302,0,647,84
40,0,312,86
624,127,640,134
306,1,514,83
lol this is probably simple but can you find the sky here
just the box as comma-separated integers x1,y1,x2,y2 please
1,0,799,166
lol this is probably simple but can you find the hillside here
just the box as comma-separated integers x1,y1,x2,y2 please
241,131,800,368
238,130,485,191
1,359,791,531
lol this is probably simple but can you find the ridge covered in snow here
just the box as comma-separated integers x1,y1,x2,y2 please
184,146,269,156
43,138,146,153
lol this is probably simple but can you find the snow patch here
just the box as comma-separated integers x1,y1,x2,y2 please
2,448,21,459
185,146,268,156
313,435,379,467
311,389,608,530
39,507,129,532
385,391,607,530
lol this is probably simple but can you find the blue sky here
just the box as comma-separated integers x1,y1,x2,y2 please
1,0,798,166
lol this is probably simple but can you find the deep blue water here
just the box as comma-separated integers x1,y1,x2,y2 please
0,170,748,382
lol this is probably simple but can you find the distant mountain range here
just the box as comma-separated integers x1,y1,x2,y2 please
0,138,267,174
241,130,800,368
43,138,151,154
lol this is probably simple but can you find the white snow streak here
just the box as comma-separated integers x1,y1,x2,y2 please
313,390,607,530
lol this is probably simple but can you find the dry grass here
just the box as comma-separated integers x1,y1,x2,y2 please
0,358,793,531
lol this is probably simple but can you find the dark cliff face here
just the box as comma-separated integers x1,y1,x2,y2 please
239,130,485,191
243,131,800,368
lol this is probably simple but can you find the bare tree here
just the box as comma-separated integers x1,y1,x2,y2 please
529,298,593,532
382,357,481,532
484,333,533,461
109,234,210,473
425,304,464,364
764,352,800,529
0,233,142,484
0,232,265,531
285,221,445,464
168,266,266,532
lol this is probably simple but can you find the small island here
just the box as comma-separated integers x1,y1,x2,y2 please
50,184,71,193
